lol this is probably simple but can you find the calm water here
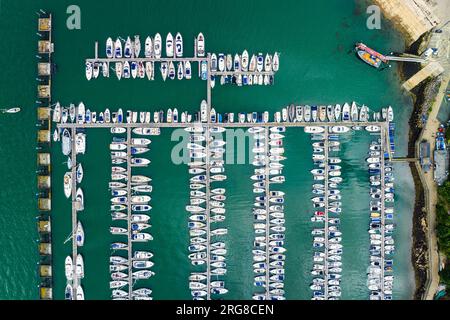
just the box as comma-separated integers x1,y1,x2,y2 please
0,0,415,299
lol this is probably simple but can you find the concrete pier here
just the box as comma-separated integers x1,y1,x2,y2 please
126,127,133,299
70,127,78,300
323,129,329,300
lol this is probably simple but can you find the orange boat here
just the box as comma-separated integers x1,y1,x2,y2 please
357,50,382,68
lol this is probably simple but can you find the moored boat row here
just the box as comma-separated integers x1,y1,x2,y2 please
108,128,154,300
366,139,395,300
250,126,287,300
308,126,344,300
186,125,229,299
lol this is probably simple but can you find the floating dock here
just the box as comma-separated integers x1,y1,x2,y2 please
36,10,54,300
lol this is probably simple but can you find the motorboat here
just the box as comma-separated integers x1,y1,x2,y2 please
64,172,72,198
114,38,122,58
65,256,73,281
166,32,174,57
196,32,205,57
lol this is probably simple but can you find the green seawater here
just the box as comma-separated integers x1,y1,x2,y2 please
0,0,416,299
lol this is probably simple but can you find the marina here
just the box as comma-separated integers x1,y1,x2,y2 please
0,0,422,301
48,29,402,301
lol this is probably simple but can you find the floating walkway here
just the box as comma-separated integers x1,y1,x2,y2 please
36,9,54,300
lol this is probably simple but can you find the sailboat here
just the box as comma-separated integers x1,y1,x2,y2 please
76,221,84,246
185,61,192,80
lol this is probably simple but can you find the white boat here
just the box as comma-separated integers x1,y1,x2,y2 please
64,283,73,300
264,54,272,72
76,253,84,278
387,106,394,122
115,62,123,80
241,50,249,71
366,125,380,132
196,33,205,57
76,188,84,211
106,37,114,58
75,133,86,154
331,126,350,133
145,36,153,57
123,36,132,58
65,256,73,280
175,32,183,57
62,129,71,156
304,126,325,134
249,55,256,72
334,104,341,121
342,102,350,121
160,62,168,81
166,32,174,57
52,102,61,122
114,38,122,58
76,221,84,246
76,163,83,183
177,62,184,80
153,33,162,58
64,172,72,198
77,102,85,124
272,52,279,72
85,62,92,80
351,101,359,121
180,61,191,80
134,35,141,58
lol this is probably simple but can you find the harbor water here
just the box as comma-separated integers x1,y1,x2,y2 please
0,0,415,299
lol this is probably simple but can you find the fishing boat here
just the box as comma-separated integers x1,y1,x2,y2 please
62,129,71,156
76,221,84,246
196,33,205,57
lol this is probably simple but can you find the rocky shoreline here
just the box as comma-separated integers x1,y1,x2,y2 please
400,32,439,299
